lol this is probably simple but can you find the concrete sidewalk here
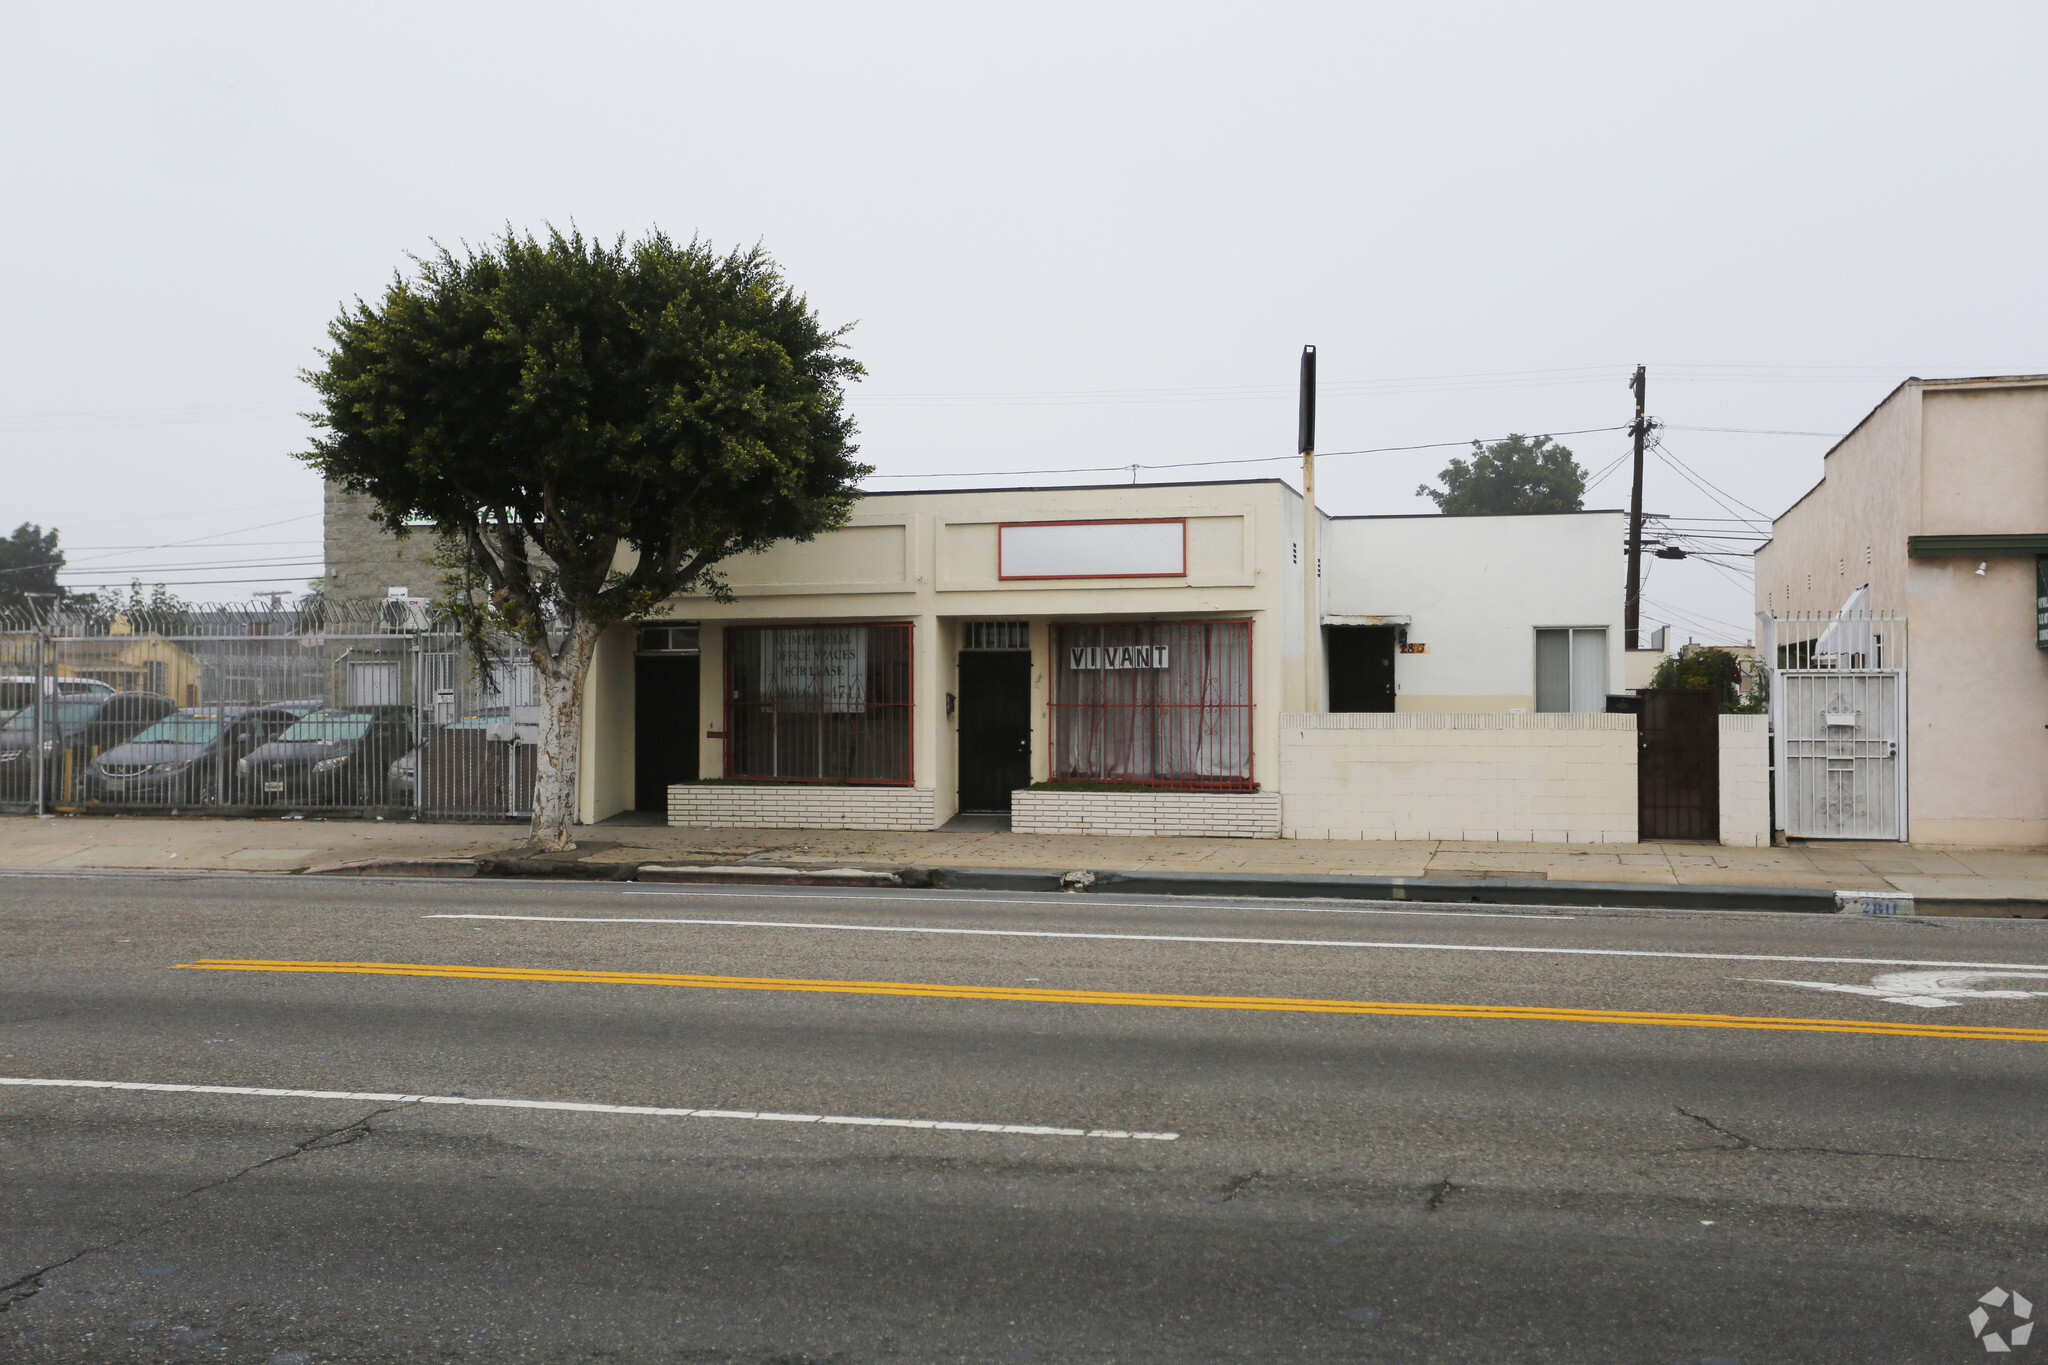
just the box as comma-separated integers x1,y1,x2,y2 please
4,812,2046,908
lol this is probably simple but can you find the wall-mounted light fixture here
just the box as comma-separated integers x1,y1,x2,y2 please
1976,562,1989,577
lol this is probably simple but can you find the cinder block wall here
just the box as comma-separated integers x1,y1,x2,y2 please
1717,714,1771,847
1011,791,1281,838
1279,712,1638,843
667,785,939,831
323,482,420,601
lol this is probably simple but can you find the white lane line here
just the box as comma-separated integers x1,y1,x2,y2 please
620,888,1569,920
426,912,2048,973
0,1077,1177,1141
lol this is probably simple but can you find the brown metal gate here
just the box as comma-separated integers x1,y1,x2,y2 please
1637,688,1719,840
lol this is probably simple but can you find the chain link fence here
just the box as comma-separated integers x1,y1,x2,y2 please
0,599,539,820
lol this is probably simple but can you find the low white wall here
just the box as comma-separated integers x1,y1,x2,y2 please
667,785,940,831
1011,790,1281,839
1718,714,1770,847
1280,712,1638,843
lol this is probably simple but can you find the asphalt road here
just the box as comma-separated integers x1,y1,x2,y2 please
3,872,2047,1363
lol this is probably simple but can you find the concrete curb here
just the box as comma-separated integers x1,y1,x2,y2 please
304,857,482,878
296,854,2040,916
639,864,904,889
1908,897,2048,919
476,858,640,881
929,865,1841,913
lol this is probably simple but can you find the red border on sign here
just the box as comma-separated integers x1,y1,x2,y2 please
996,519,1188,581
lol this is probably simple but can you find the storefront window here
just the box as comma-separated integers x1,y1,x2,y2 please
1051,621,1252,790
724,623,913,784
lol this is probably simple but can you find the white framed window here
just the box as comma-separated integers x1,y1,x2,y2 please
1535,628,1608,713
346,660,400,706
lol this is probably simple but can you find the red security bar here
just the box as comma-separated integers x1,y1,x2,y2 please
1051,620,1253,791
724,622,915,785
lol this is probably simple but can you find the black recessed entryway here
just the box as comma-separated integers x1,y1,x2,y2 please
634,653,699,813
1327,625,1397,712
957,650,1032,813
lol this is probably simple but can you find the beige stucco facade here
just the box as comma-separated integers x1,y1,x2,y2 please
321,473,1632,831
1756,375,2048,846
578,482,1628,826
579,481,1303,826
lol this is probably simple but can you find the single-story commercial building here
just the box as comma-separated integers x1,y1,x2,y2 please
328,477,1633,833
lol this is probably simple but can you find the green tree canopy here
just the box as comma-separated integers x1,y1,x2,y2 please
68,580,196,630
1650,646,1765,713
299,227,868,846
0,523,64,618
1417,434,1586,515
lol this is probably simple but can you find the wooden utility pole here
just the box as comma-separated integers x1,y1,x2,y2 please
1623,364,1647,649
1299,345,1320,712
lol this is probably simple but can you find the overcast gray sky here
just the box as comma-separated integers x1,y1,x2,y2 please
5,2,2043,643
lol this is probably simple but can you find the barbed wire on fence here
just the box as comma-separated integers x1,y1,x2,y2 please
0,596,464,638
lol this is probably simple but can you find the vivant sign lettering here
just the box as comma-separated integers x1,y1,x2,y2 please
1067,645,1170,670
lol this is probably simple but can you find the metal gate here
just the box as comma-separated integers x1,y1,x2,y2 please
1776,671,1905,839
1765,606,1907,841
1637,688,1720,840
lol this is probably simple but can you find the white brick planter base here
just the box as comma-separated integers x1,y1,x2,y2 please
1010,790,1281,839
667,785,939,831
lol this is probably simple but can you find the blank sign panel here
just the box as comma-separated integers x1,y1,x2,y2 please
998,519,1186,580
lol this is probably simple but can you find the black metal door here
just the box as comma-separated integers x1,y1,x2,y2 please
1637,688,1719,840
1326,625,1396,712
958,651,1032,812
635,655,700,812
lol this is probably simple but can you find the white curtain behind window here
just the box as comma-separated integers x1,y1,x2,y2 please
1536,628,1609,713
1570,628,1608,713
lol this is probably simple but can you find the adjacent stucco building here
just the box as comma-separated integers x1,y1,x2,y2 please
1756,374,2048,846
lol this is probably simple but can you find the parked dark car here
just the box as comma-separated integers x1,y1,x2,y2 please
0,676,117,728
0,692,178,802
237,706,415,806
388,709,540,814
83,704,311,807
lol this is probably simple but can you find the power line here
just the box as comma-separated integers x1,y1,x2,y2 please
1652,447,1773,528
1663,425,1844,437
862,425,1631,482
59,573,323,589
54,558,323,575
1653,441,1776,521
1641,593,1754,640
74,513,320,558
1582,449,1633,493
57,540,313,552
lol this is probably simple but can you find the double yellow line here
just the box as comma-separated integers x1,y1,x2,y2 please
172,959,2048,1043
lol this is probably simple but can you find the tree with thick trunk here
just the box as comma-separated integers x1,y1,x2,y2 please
300,228,866,848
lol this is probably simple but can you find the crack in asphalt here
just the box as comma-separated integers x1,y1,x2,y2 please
1203,1170,1262,1204
1676,1107,1760,1150
1425,1178,1460,1211
0,1102,400,1314
1673,1106,1968,1164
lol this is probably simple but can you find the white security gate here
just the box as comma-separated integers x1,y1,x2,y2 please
1775,670,1905,840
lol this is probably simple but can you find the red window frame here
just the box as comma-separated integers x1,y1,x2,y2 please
1049,619,1254,792
722,621,915,785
